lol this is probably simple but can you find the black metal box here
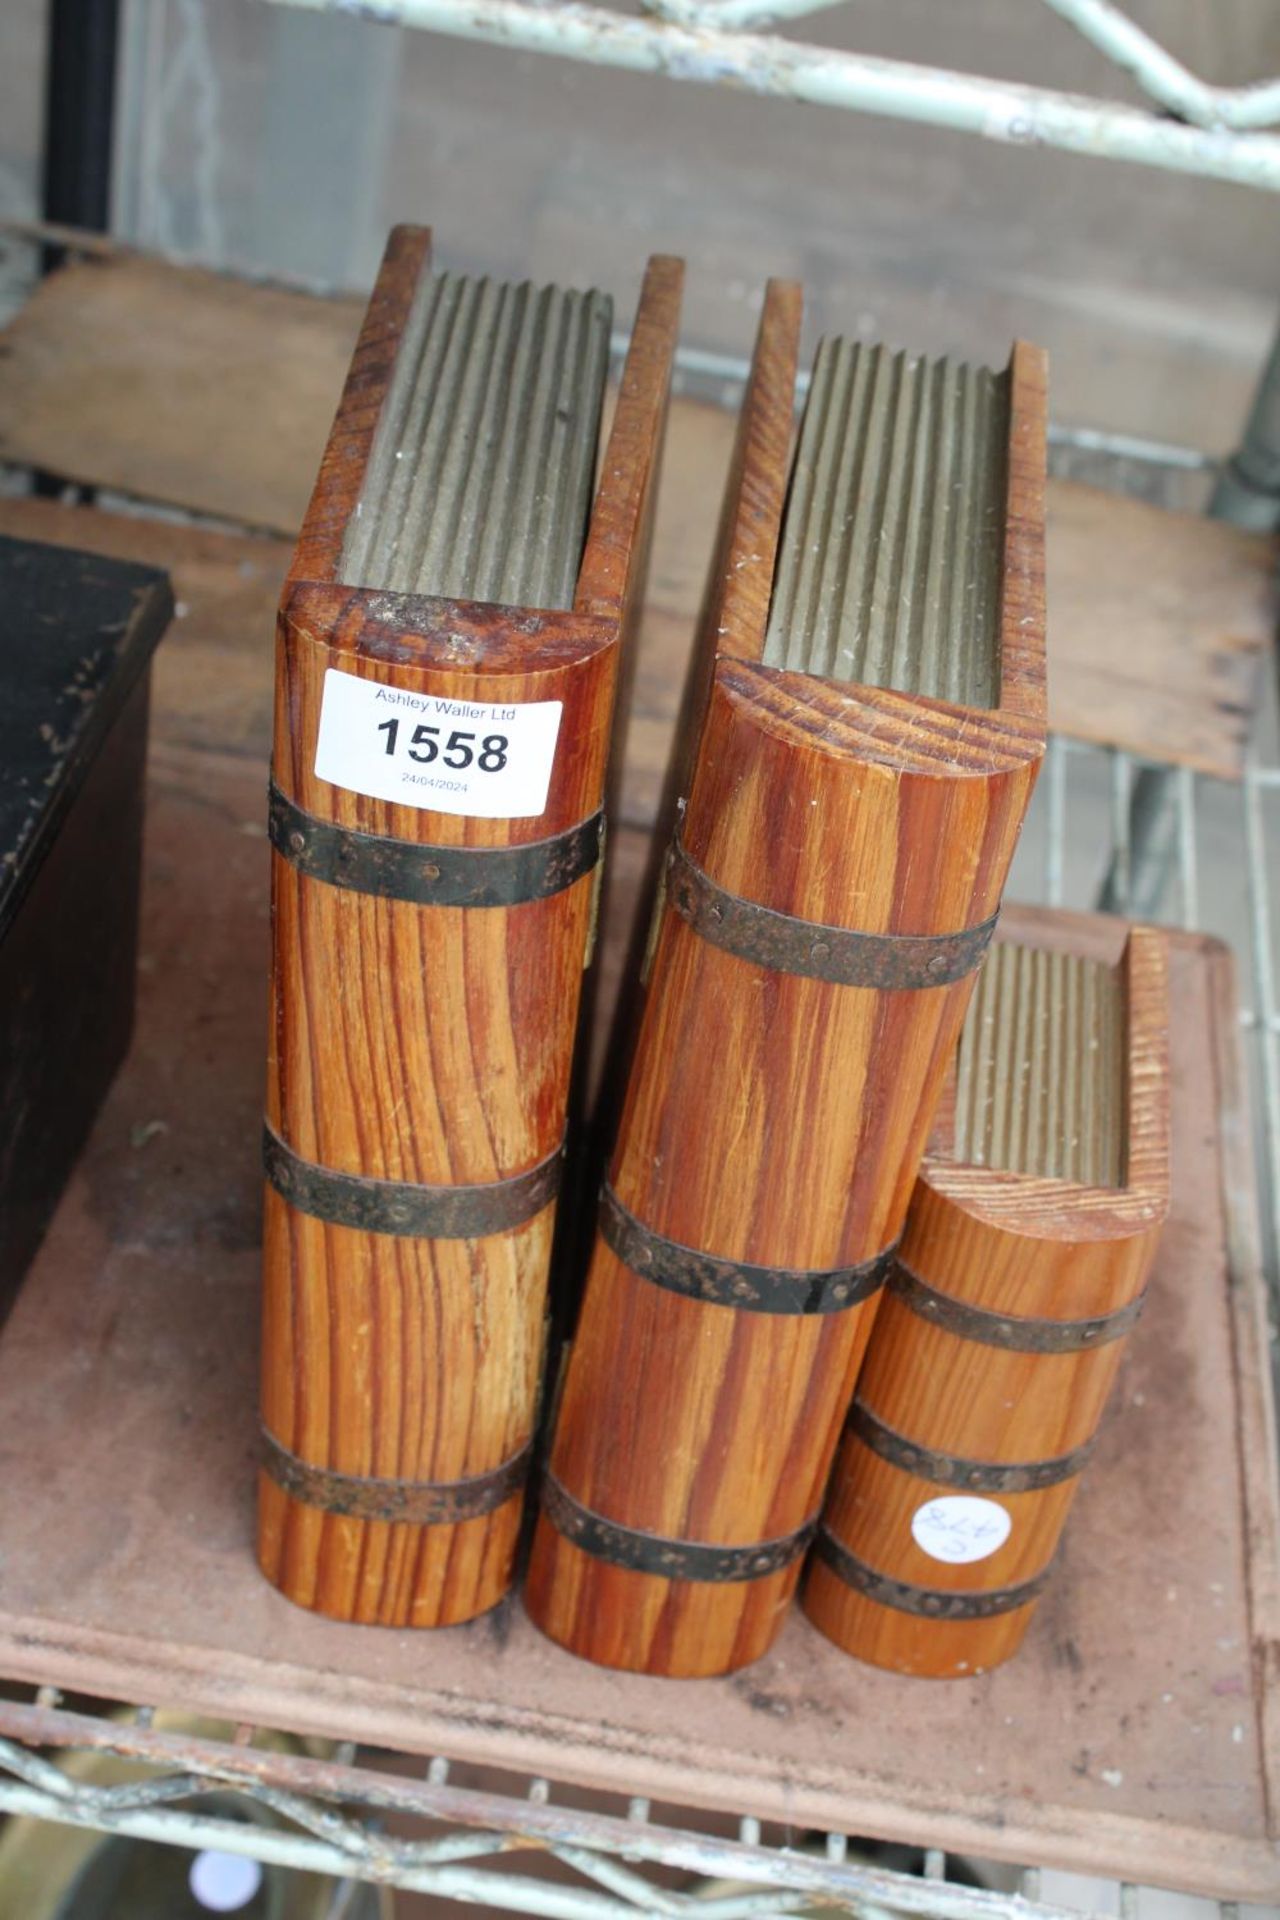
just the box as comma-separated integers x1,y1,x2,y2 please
0,535,172,1315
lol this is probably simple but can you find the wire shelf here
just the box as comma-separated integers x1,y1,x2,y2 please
0,1691,1190,1920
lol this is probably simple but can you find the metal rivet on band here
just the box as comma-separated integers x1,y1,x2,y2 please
261,1429,531,1525
264,1124,562,1239
889,1261,1146,1354
599,1185,894,1316
847,1400,1095,1493
666,840,997,990
811,1528,1052,1620
269,782,603,909
540,1474,817,1583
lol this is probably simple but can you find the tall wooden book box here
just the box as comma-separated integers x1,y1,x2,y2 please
525,285,1049,1675
259,225,683,1627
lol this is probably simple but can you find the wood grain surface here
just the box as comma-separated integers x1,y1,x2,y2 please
524,293,1048,1675
0,487,1272,1891
805,925,1170,1677
0,248,363,534
261,229,683,1624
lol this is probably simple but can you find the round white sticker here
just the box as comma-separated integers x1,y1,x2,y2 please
911,1495,1011,1565
189,1849,264,1912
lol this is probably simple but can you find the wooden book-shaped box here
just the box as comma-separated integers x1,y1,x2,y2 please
259,225,683,1627
524,285,1048,1676
805,922,1171,1676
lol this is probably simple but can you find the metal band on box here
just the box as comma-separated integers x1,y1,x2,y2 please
812,1529,1053,1620
599,1185,895,1314
847,1400,1097,1493
268,782,604,908
261,1430,532,1524
533,835,1001,1598
539,1203,891,1575
263,1125,563,1238
666,841,999,989
888,1260,1146,1353
541,1475,819,1583
262,776,575,1529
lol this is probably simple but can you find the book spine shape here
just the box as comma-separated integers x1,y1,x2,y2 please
259,226,683,1626
524,285,1048,1676
805,925,1171,1676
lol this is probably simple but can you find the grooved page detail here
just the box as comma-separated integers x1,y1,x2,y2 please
339,270,613,609
765,340,1007,707
952,943,1125,1187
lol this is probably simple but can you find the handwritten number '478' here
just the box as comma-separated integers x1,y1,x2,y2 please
376,718,509,773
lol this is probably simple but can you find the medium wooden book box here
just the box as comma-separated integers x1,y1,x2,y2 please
805,924,1171,1676
259,225,683,1627
524,284,1048,1676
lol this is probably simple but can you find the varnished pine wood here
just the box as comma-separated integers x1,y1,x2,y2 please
260,229,683,1625
524,296,1048,1676
804,925,1170,1677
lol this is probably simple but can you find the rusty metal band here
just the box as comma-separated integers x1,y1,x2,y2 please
848,1400,1095,1493
666,840,998,990
263,1124,562,1238
261,1429,531,1524
889,1261,1147,1353
541,1475,818,1583
599,1184,894,1315
813,1528,1052,1620
269,782,603,908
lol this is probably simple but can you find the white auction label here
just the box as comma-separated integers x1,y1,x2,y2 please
911,1495,1011,1565
314,669,563,819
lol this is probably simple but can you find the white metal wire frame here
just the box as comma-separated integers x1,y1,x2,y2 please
1046,738,1280,1295
259,0,1280,192
0,1694,1179,1920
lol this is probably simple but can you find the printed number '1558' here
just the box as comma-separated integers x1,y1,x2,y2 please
376,718,508,772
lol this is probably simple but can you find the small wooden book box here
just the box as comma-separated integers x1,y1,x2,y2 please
805,924,1171,1676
